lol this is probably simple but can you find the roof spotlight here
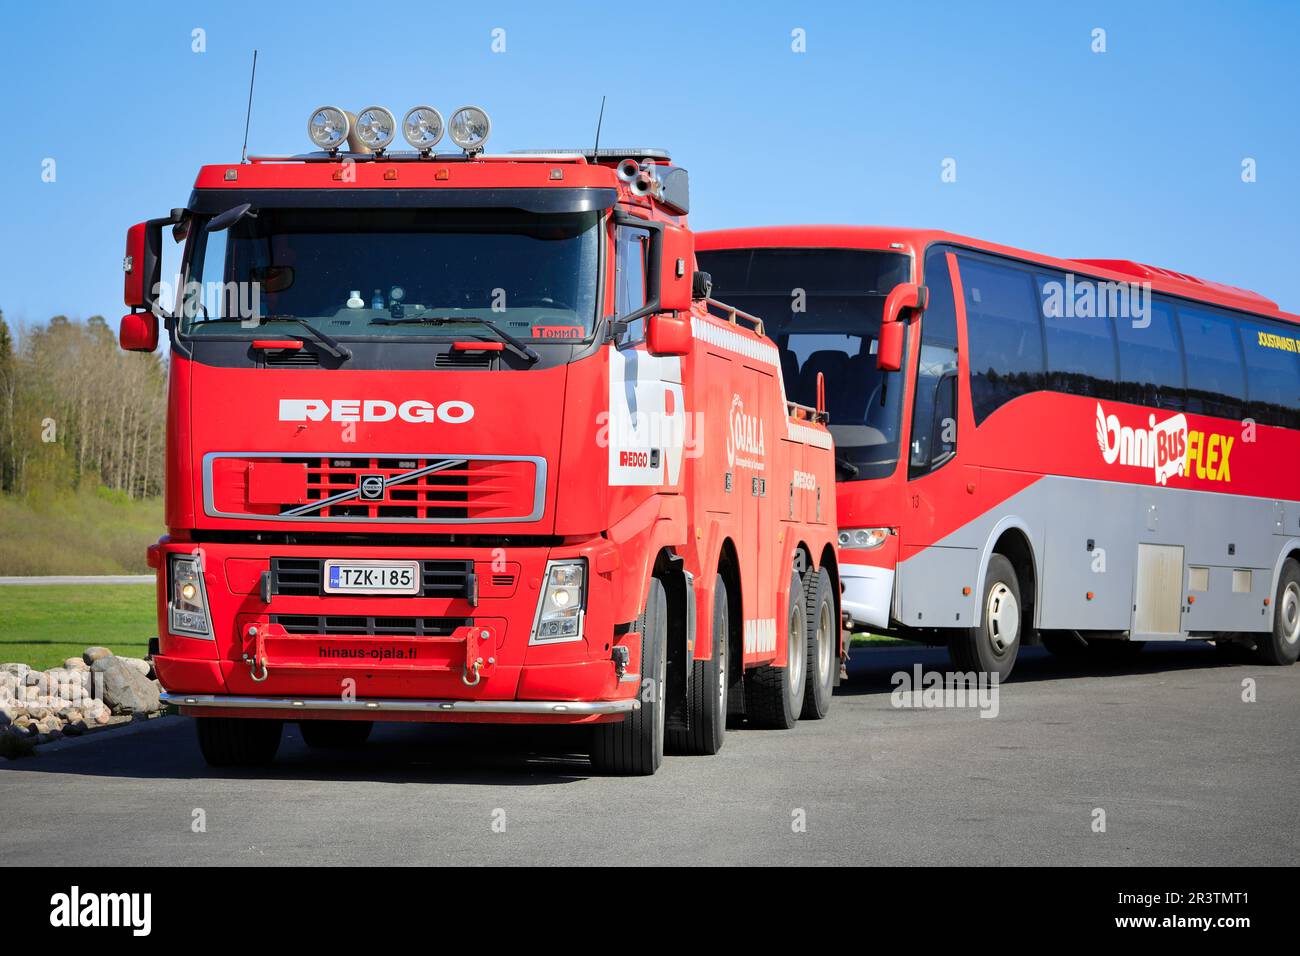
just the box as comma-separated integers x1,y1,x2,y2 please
402,106,444,153
448,106,491,152
308,106,350,152
354,106,396,151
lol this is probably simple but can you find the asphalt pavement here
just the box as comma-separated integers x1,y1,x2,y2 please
1,642,1295,866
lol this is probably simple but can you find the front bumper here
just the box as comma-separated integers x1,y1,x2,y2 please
840,563,895,631
162,692,636,724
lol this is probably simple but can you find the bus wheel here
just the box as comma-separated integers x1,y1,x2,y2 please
800,567,836,720
744,570,807,729
591,577,667,775
950,554,1021,681
1256,558,1300,666
668,574,728,756
195,717,282,767
300,720,373,749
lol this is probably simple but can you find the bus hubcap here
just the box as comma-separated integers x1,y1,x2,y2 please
986,583,1020,655
1283,583,1300,645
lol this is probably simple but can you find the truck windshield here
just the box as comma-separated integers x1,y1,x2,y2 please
179,208,601,341
697,247,911,480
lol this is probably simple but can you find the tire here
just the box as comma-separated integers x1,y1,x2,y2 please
744,570,807,729
300,720,373,748
1256,558,1300,665
800,567,835,720
668,574,728,756
195,717,282,767
949,554,1021,681
591,577,667,775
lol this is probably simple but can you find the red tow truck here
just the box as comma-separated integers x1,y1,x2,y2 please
120,105,840,774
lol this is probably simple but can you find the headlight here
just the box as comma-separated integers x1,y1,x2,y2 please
448,105,491,151
307,106,350,151
354,105,396,151
402,106,444,151
838,527,891,550
169,554,213,638
530,559,586,643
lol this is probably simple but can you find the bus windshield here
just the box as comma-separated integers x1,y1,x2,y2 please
698,247,912,480
179,207,601,342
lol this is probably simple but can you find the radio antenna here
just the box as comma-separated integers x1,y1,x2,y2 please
240,49,259,163
592,95,606,157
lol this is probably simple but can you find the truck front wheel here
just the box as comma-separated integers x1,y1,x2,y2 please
590,577,667,775
195,717,283,767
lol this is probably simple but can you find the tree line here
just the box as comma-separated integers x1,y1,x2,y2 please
0,310,166,500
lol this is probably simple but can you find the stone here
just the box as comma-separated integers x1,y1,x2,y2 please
0,663,31,681
63,657,89,671
82,647,113,665
91,657,159,714
118,657,152,678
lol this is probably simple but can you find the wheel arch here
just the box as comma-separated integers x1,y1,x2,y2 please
975,518,1039,637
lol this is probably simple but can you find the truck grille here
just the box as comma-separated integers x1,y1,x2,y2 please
272,615,471,637
270,557,475,599
205,453,544,523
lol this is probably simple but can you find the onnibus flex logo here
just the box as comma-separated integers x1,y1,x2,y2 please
1094,403,1237,485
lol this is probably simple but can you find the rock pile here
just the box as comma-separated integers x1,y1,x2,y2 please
0,648,163,756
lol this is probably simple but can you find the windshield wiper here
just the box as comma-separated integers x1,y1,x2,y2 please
371,314,540,363
835,455,860,479
262,317,352,361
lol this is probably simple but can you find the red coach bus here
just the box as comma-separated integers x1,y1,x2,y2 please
697,227,1300,679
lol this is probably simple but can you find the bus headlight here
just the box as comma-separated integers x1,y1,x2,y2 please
530,559,586,643
838,527,891,550
448,105,491,151
169,554,213,638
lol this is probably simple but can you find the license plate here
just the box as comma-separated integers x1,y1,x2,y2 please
323,560,421,595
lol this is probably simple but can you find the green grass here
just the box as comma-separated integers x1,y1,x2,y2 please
850,632,922,647
0,584,154,671
0,490,163,575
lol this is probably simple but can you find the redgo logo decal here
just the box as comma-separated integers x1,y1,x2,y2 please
278,399,475,424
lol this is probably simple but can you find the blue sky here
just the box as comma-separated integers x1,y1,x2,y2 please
1,0,1297,329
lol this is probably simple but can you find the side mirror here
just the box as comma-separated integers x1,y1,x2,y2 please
877,282,928,371
119,312,159,353
659,224,693,313
646,313,692,356
123,221,162,311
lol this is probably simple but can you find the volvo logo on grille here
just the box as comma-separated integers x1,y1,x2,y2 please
358,474,386,500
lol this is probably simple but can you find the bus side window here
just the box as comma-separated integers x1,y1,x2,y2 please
1115,299,1186,411
959,254,1045,425
615,225,649,345
1177,306,1248,421
1237,316,1300,428
1037,271,1118,400
909,248,959,477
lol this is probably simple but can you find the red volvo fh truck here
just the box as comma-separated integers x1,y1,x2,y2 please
120,105,840,774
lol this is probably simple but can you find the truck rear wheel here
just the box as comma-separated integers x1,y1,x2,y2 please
668,574,728,756
300,720,373,749
800,567,835,720
195,717,282,767
949,554,1021,681
744,571,807,729
1256,558,1300,665
591,577,667,775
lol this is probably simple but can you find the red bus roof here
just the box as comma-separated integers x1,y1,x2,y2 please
696,225,1297,326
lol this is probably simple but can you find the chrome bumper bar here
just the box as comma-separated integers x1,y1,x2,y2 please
161,692,638,716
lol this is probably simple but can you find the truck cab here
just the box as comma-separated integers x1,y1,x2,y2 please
123,105,840,774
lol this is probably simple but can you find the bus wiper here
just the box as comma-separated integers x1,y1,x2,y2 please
835,455,860,478
371,313,539,363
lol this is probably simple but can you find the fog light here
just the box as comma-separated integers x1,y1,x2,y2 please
307,106,350,151
448,105,491,152
402,106,444,152
355,106,396,151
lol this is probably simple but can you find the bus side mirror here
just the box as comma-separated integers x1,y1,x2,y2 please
659,224,693,313
647,313,692,356
877,282,927,371
119,312,159,352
